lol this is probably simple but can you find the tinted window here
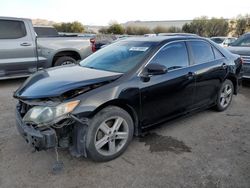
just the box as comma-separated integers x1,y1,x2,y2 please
80,41,156,73
189,41,214,64
0,20,26,39
150,42,189,70
213,47,224,59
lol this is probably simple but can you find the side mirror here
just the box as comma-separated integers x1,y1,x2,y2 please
145,63,167,75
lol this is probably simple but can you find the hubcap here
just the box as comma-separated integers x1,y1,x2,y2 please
94,116,129,156
220,84,232,108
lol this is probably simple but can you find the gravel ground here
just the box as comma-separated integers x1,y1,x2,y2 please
0,79,250,188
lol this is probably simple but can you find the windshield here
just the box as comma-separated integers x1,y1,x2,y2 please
230,34,250,47
80,41,156,73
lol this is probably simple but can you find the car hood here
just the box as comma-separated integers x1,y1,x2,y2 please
226,46,250,56
14,65,122,100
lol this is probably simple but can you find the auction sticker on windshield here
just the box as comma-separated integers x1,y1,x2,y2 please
129,47,149,52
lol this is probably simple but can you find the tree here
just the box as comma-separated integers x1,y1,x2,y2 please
182,16,230,37
192,17,208,36
70,21,85,33
53,21,84,33
98,27,109,34
182,17,208,36
206,18,229,37
182,23,194,34
125,26,152,35
235,17,247,36
153,26,181,34
167,26,182,33
135,26,152,35
153,26,169,34
125,26,136,35
107,23,125,34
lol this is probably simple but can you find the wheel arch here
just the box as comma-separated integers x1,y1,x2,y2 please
225,74,238,94
88,99,140,136
52,50,81,66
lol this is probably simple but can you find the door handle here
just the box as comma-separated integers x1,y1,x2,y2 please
20,42,31,46
186,72,195,80
222,63,227,69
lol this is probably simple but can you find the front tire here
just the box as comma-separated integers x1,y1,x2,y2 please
54,56,76,66
215,79,234,111
86,106,134,162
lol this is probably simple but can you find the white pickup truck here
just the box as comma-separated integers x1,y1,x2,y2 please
0,17,93,79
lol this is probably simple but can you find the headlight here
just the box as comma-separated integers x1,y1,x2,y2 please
23,100,80,125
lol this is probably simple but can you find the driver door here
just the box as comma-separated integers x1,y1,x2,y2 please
140,41,196,127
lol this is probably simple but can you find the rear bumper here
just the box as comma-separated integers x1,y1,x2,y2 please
15,109,56,150
242,61,250,78
243,64,250,78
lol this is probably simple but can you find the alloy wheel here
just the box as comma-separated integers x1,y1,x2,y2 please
94,116,129,156
219,84,233,108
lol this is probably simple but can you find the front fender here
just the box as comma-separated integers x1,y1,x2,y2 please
72,85,141,123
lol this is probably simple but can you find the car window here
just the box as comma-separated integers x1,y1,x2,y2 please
189,41,214,64
150,42,189,70
211,38,224,44
213,47,224,59
34,27,59,37
0,20,26,39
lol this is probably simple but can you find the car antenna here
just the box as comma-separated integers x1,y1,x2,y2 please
52,133,64,174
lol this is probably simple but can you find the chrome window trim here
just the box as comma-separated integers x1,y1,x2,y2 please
137,38,216,76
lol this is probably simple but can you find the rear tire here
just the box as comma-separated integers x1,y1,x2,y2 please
54,56,76,66
215,79,234,111
86,106,134,162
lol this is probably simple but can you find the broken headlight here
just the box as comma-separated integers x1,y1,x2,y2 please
23,100,80,125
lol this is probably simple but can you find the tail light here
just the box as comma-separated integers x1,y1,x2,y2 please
240,57,244,64
90,38,96,52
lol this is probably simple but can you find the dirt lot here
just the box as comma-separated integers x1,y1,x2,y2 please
0,79,250,188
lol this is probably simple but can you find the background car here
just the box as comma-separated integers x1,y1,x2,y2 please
227,32,250,79
0,17,92,80
210,37,237,47
90,34,117,52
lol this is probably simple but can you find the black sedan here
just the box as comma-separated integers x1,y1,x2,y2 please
14,36,243,161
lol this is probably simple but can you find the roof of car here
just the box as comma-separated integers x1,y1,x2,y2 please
123,35,201,43
0,16,31,21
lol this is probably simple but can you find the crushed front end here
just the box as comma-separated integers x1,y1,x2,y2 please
15,99,89,157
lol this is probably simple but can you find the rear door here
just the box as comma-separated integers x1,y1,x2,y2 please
0,19,37,78
187,40,228,108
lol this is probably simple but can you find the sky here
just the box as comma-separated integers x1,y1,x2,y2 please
1,0,250,25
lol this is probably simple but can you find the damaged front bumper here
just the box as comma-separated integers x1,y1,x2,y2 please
15,107,89,157
15,108,56,150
